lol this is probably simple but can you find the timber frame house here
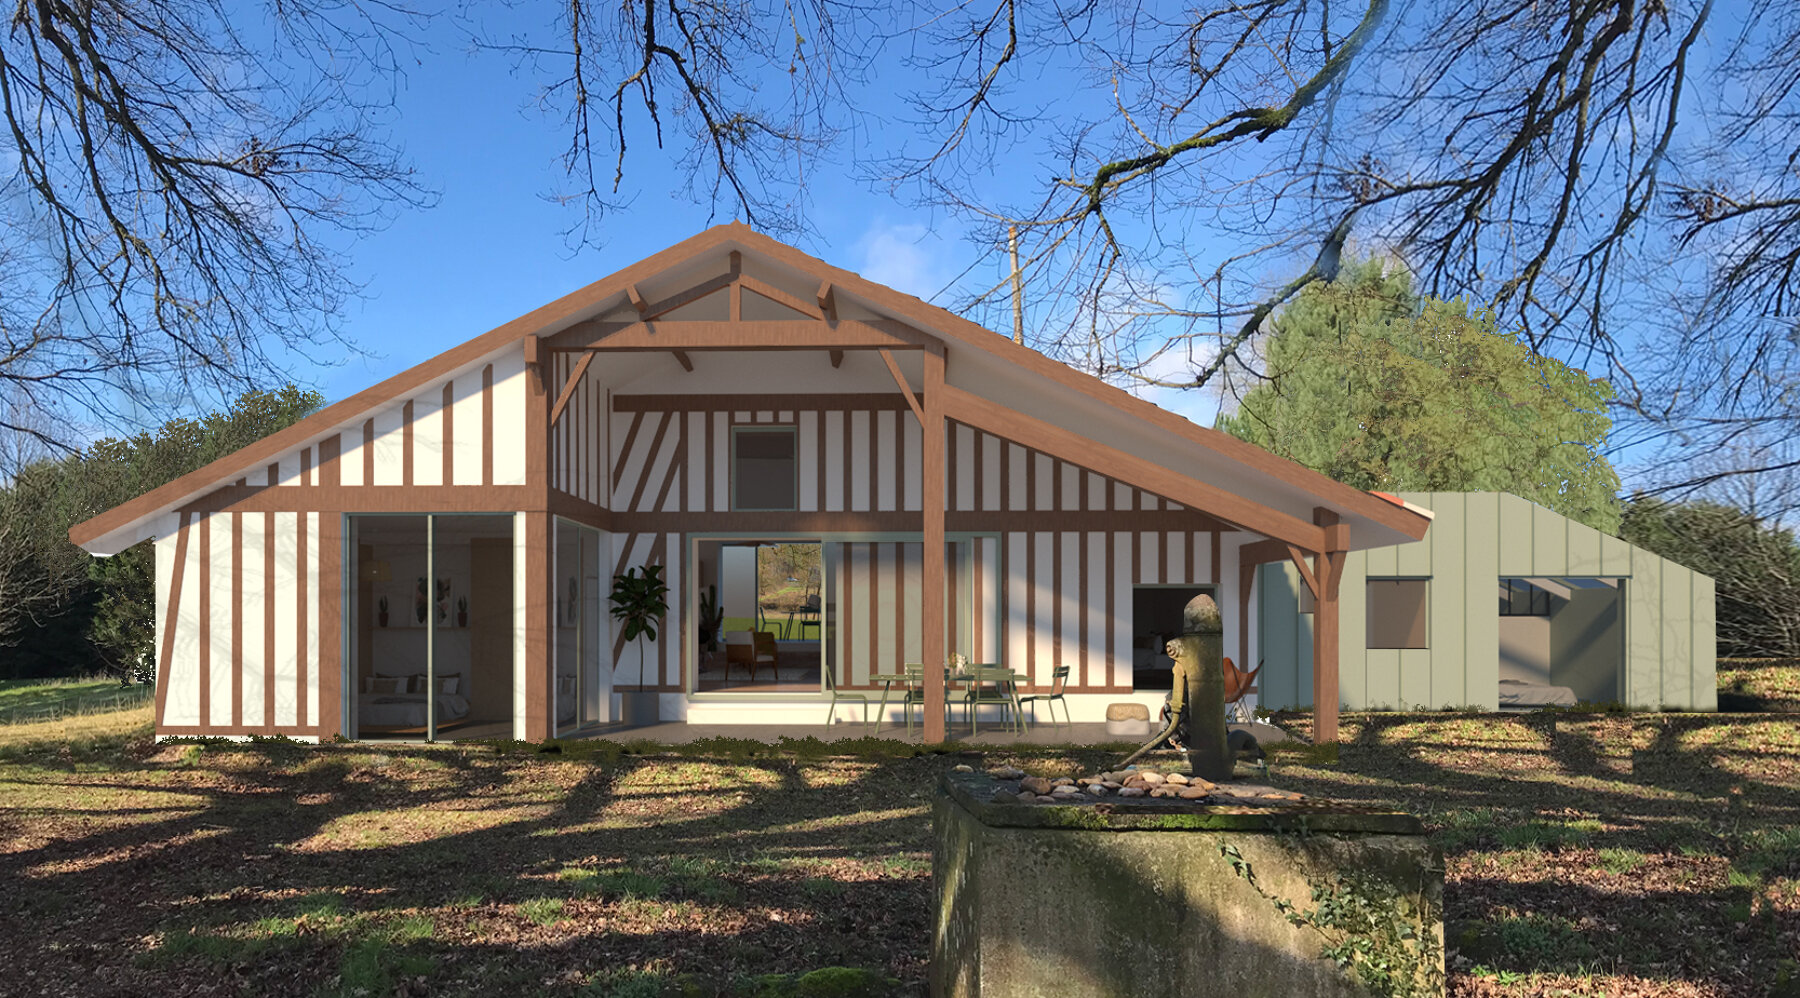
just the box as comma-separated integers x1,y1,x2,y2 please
72,224,1432,744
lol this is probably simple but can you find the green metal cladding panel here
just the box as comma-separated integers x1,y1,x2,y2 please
1693,574,1718,711
1460,493,1501,709
1661,563,1693,709
1625,551,1662,709
1426,492,1468,707
1340,550,1369,710
1497,494,1536,576
1259,562,1304,710
1565,519,1604,575
1532,500,1569,574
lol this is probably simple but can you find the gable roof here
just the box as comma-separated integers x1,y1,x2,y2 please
71,222,1431,552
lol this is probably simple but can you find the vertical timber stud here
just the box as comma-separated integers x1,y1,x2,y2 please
523,334,553,740
921,347,948,742
1311,508,1347,744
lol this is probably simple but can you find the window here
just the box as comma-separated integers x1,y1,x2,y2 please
1498,578,1552,616
1366,579,1429,649
732,427,798,511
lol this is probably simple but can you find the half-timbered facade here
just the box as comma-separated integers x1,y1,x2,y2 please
72,224,1433,743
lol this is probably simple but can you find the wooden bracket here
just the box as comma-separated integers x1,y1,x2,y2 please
1285,542,1321,600
549,351,596,426
627,284,649,316
524,334,545,395
880,348,926,426
816,281,837,321
829,349,845,368
671,350,694,372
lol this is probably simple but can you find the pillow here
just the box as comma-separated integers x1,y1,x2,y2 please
405,674,429,694
557,676,576,697
360,676,375,694
435,673,461,696
368,677,401,695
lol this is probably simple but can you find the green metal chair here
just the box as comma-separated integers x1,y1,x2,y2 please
902,664,953,736
963,664,1025,735
824,667,871,729
1017,664,1070,727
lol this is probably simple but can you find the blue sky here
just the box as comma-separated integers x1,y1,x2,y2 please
281,6,1229,432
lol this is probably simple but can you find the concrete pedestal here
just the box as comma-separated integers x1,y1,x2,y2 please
931,772,1443,998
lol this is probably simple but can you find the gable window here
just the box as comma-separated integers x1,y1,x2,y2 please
1366,578,1429,649
732,427,798,511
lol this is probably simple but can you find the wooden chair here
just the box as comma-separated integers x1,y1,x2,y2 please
724,630,774,682
752,631,780,678
1017,664,1070,727
824,668,870,729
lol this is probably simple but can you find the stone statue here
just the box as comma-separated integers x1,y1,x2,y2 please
1117,594,1232,780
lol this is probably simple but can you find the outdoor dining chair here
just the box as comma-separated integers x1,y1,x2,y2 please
1017,664,1070,727
902,664,953,736
824,667,870,729
963,664,1025,735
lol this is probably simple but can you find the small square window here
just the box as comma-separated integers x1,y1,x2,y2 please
732,427,797,511
1367,579,1428,649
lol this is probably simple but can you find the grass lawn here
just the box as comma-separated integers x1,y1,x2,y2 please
1717,658,1800,712
0,676,150,725
1,668,1796,996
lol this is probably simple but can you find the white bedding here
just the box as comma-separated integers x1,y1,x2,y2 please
358,693,471,729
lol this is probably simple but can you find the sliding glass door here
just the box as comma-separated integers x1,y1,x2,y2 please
349,514,514,741
555,519,607,734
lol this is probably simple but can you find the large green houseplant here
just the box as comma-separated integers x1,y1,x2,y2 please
609,564,668,727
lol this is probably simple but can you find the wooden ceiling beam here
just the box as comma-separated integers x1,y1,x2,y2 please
568,319,938,353
671,350,695,372
817,281,837,321
829,349,845,368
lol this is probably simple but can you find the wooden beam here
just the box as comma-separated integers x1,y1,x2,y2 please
880,349,926,427
938,384,1329,552
523,334,544,394
627,284,649,316
829,349,844,368
1239,538,1290,566
1238,547,1258,671
154,511,193,729
638,273,733,322
1312,508,1345,745
549,351,596,426
922,349,947,743
671,350,695,372
576,319,936,353
1286,542,1321,600
739,274,825,319
729,251,742,320
816,281,837,320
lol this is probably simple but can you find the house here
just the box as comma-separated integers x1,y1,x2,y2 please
1256,492,1717,712
70,224,1435,744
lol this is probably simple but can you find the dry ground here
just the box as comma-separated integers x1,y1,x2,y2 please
1,698,1796,995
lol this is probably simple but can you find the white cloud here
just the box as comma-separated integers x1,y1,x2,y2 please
853,221,957,301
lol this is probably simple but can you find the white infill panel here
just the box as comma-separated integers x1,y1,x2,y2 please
271,511,298,728
491,354,528,485
306,512,321,728
240,512,266,728
208,514,233,728
850,411,870,511
1085,531,1107,689
1006,533,1029,680
371,405,405,487
413,393,444,487
1166,532,1187,585
1112,532,1133,688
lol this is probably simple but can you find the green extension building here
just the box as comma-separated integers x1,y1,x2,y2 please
1256,492,1717,712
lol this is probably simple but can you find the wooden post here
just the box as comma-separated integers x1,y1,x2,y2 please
1311,508,1346,743
922,347,947,742
1008,225,1024,345
523,335,554,741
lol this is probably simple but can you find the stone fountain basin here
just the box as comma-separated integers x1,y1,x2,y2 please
931,770,1442,998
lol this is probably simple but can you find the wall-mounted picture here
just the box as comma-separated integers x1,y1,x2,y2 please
567,577,579,624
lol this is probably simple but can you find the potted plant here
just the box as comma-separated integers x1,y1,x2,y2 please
609,564,668,727
378,596,389,628
456,596,468,628
697,583,723,654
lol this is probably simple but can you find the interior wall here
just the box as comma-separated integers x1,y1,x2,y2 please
1550,588,1621,702
1497,615,1551,685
